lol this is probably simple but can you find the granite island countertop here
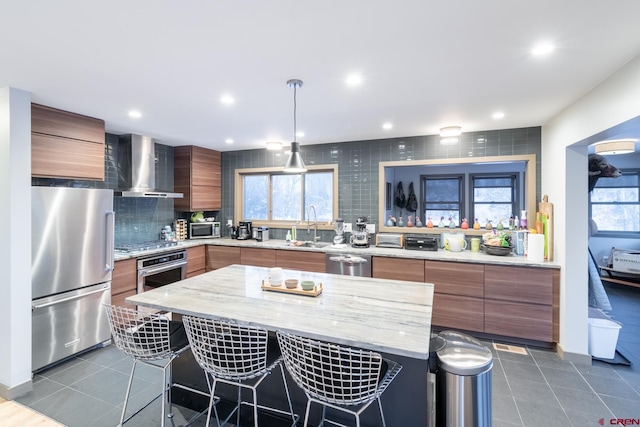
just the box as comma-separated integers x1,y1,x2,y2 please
115,237,560,269
127,264,434,359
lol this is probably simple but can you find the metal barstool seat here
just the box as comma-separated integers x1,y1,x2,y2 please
103,304,199,427
182,316,298,427
276,331,402,427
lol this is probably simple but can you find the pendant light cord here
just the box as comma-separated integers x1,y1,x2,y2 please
293,84,297,143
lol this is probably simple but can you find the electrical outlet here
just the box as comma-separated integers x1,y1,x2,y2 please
366,224,376,234
343,223,352,232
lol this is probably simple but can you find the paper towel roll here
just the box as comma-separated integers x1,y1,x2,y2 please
527,234,544,262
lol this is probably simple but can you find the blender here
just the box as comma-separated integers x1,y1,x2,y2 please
333,218,345,245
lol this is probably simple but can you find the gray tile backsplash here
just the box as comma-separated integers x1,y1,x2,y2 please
32,127,541,245
220,127,542,241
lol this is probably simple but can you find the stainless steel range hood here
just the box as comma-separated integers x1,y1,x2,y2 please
115,134,183,198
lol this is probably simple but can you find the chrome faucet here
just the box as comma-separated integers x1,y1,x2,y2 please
307,205,320,244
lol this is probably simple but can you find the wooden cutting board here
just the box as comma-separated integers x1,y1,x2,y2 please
538,195,554,261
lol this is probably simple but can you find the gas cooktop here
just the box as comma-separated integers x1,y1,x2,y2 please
114,240,179,253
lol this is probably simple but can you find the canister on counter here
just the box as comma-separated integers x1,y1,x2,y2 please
471,237,481,252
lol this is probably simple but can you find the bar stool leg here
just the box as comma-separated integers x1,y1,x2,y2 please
119,360,138,426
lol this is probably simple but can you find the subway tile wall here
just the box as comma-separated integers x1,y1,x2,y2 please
220,127,542,241
32,133,176,245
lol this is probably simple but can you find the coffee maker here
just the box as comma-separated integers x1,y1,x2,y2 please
238,221,252,240
350,217,370,248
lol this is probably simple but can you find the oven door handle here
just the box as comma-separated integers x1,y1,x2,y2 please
139,260,188,276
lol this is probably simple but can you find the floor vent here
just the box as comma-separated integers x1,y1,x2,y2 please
493,343,528,355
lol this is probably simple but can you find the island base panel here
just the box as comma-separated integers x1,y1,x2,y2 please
172,347,429,427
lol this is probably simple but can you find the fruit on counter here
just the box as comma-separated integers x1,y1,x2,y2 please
483,232,511,247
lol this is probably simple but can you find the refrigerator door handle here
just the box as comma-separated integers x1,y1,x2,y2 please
106,211,115,272
32,287,110,310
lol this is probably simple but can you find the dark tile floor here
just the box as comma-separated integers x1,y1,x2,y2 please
16,282,640,427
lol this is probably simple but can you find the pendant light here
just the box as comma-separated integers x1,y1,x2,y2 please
283,79,307,173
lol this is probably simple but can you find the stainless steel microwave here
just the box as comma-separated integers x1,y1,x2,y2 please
189,221,221,239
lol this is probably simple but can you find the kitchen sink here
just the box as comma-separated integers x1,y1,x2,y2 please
288,241,331,248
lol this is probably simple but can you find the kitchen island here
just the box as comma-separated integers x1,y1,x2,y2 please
127,264,434,427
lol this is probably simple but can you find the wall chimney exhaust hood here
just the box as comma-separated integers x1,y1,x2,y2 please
115,134,183,198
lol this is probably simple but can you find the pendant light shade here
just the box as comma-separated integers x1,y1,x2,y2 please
283,79,307,173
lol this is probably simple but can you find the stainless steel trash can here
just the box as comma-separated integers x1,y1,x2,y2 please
436,330,493,427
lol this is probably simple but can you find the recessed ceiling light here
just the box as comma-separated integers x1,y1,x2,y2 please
346,73,363,87
383,123,393,130
296,131,305,138
266,141,283,150
492,111,505,119
440,126,462,137
225,139,234,144
128,110,142,119
220,95,235,105
477,138,486,143
531,42,555,56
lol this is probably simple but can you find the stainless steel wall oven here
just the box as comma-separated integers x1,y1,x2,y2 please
137,250,187,294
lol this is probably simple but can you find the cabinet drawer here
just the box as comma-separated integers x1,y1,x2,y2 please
484,265,552,305
206,246,240,271
425,260,484,298
372,257,424,282
241,248,276,267
432,294,484,332
276,250,325,272
186,246,206,274
485,300,553,342
32,133,105,180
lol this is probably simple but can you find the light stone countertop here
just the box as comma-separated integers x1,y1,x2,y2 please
115,237,560,269
126,264,434,360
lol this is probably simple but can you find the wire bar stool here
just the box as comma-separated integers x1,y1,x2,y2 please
182,316,298,427
103,304,205,427
276,331,402,427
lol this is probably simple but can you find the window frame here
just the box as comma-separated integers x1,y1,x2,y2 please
420,174,464,226
234,164,339,230
470,173,520,225
589,167,640,238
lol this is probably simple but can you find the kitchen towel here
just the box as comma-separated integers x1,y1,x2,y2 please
527,234,544,262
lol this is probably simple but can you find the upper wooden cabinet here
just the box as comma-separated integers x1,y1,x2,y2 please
174,145,221,211
31,103,105,180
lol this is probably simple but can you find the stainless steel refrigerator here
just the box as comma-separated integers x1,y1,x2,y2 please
31,186,115,371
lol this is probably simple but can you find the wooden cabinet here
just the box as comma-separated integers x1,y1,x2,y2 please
206,245,241,271
241,248,276,268
425,260,485,332
276,250,325,272
484,265,555,341
372,256,424,282
112,259,137,307
31,103,105,180
174,145,221,211
186,246,206,278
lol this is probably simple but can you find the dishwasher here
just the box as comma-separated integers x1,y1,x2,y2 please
325,253,372,277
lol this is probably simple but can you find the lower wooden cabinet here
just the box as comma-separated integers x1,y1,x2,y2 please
484,300,553,342
186,246,206,278
432,293,484,333
241,248,276,268
206,246,241,271
112,259,136,307
372,257,424,282
276,250,325,272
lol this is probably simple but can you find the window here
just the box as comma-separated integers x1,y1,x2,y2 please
237,165,338,226
471,174,518,226
421,175,463,226
590,169,640,234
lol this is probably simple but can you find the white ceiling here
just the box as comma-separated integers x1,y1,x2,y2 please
3,1,640,152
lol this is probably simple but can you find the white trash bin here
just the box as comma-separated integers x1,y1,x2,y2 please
588,318,622,359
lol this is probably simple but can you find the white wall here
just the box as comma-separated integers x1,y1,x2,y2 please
543,53,640,357
0,87,32,397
